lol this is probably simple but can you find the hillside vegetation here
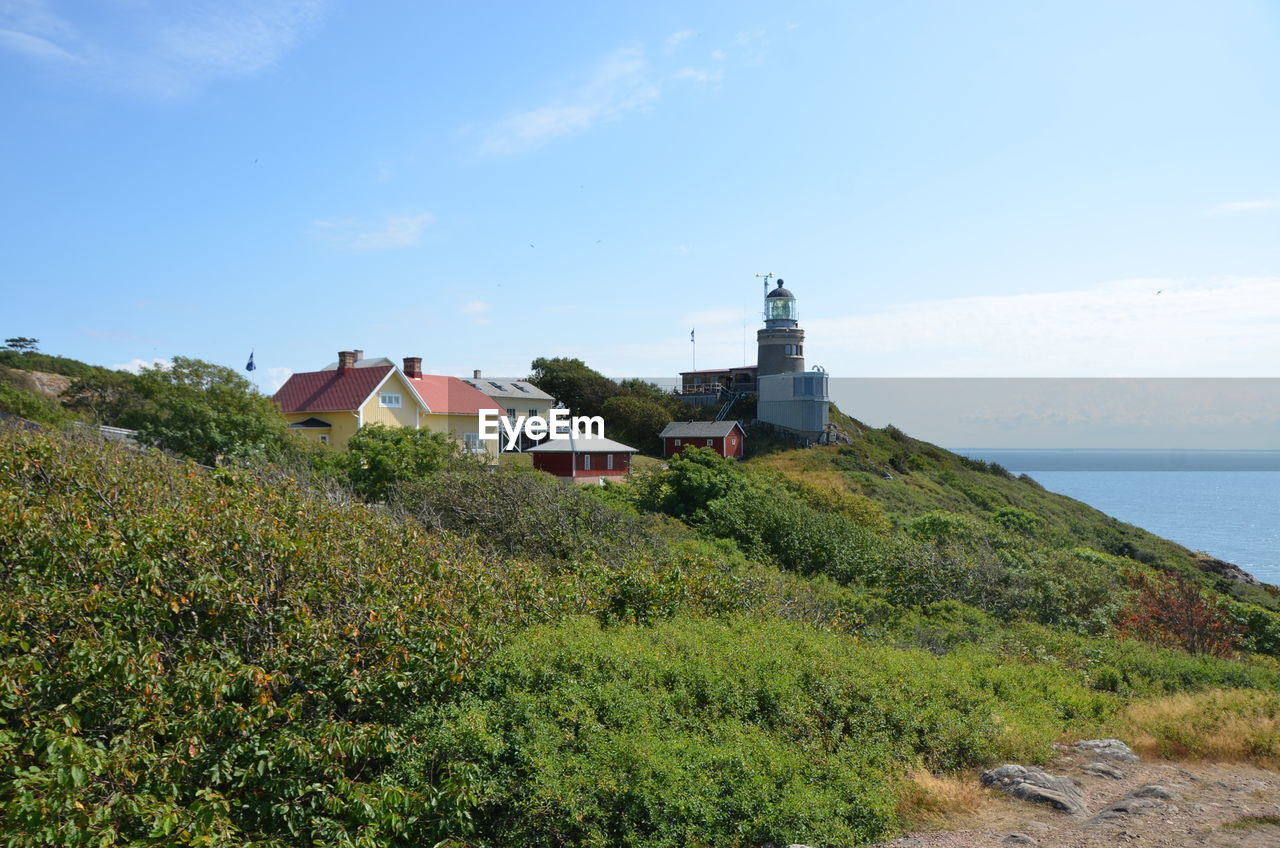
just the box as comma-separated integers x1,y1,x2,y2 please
2,349,1280,847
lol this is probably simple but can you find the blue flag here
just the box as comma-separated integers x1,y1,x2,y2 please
245,352,256,372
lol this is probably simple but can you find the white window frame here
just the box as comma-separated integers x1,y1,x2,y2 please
606,454,614,470
379,393,402,408
463,432,482,453
583,454,592,471
318,433,330,445
706,439,713,446
674,438,681,446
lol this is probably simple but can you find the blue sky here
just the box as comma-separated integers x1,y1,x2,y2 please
3,0,1279,390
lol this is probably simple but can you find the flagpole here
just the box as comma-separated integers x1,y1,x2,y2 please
691,328,696,371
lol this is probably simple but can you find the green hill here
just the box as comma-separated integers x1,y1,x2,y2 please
2,375,1280,846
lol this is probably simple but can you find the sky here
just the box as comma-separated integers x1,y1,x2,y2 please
3,0,1279,395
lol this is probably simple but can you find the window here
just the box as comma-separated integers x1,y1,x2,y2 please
674,438,681,446
529,409,538,418
318,434,330,445
583,454,592,471
379,393,402,408
706,439,713,446
464,433,482,453
506,408,517,417
607,454,614,470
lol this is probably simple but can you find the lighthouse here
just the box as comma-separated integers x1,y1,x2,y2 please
754,277,829,442
757,279,805,377
676,273,831,443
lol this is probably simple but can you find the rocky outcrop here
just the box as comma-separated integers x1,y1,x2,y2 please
1088,784,1183,823
1081,761,1125,779
1193,552,1264,588
980,765,1087,816
1073,738,1139,763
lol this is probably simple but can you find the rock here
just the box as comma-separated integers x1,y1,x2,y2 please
1131,784,1182,801
981,765,1087,816
1002,834,1037,844
1021,820,1051,833
1081,762,1125,779
1073,738,1139,763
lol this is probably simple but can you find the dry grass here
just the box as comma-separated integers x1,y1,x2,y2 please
1119,689,1280,767
897,763,993,828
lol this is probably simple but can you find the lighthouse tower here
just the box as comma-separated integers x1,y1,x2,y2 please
757,279,805,377
755,277,829,442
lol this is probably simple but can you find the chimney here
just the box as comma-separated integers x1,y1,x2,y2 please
404,356,423,378
337,350,356,373
473,369,482,379
353,349,364,362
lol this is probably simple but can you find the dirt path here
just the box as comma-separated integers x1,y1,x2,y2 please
874,747,1280,848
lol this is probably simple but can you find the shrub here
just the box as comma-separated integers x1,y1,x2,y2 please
0,427,539,845
1119,571,1243,656
339,423,458,502
396,616,1105,848
0,380,72,427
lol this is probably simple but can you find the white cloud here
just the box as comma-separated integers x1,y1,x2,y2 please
710,48,725,61
479,46,660,155
113,357,171,374
310,212,435,252
666,29,692,48
265,366,293,391
671,66,722,84
0,26,78,62
807,276,1280,377
1207,199,1279,217
463,300,492,324
0,0,325,97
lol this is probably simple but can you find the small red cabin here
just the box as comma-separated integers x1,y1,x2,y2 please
528,435,638,484
659,421,745,460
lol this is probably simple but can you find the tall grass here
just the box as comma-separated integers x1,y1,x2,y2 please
1119,689,1280,766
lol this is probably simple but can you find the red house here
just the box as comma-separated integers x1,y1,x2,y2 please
528,435,638,484
659,421,746,459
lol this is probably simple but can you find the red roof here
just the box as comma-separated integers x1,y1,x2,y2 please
273,365,393,414
405,374,501,415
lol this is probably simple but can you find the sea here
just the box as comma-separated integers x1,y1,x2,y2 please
951,450,1280,588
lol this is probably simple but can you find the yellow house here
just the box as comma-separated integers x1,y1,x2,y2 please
272,351,500,459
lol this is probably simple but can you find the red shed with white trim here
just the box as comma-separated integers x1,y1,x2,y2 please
659,421,746,459
528,434,638,484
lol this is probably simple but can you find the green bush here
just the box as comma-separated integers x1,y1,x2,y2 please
396,615,1124,848
0,427,548,845
338,423,458,501
0,381,72,427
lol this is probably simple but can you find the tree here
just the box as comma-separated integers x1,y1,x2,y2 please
1119,571,1243,656
527,357,621,418
340,424,459,502
3,337,39,352
601,394,671,455
64,369,145,425
653,446,746,518
123,356,288,465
